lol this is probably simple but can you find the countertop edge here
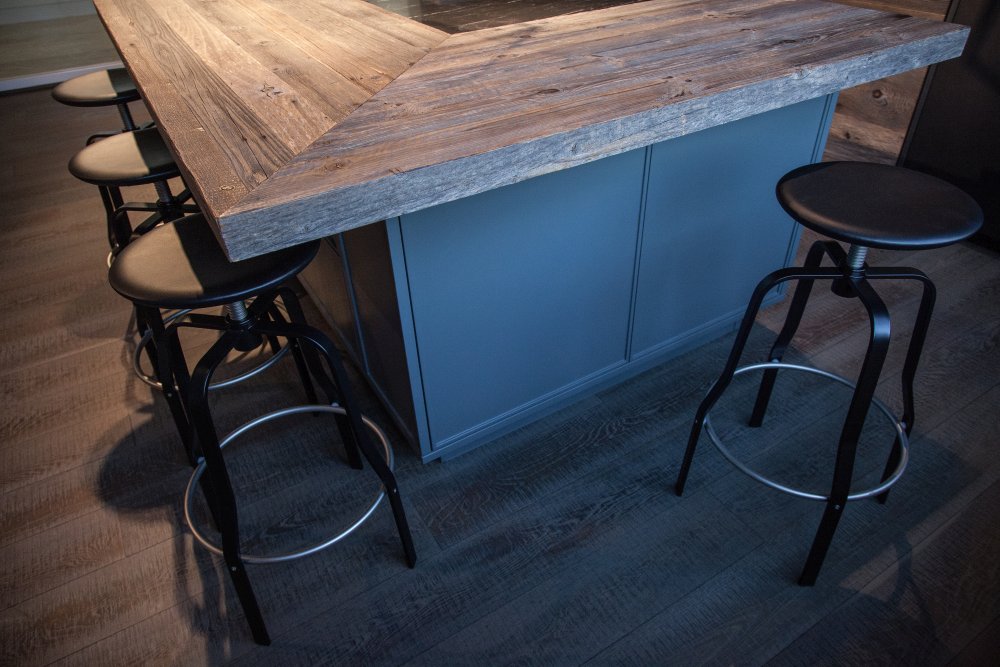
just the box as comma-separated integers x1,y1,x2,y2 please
217,24,969,261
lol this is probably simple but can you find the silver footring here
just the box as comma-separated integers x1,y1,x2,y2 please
703,362,909,502
132,308,290,391
183,405,393,564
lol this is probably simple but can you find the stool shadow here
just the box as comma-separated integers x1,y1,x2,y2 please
95,398,239,659
59,280,136,343
95,337,403,655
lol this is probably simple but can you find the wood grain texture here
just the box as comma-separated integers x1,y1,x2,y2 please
833,0,950,21
93,0,968,260
92,0,446,230
824,0,949,163
368,0,649,34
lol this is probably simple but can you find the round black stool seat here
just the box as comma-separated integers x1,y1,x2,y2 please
51,67,139,107
109,213,319,310
69,127,179,186
778,162,983,250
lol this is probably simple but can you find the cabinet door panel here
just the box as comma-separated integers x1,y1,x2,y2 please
632,97,832,356
400,149,646,446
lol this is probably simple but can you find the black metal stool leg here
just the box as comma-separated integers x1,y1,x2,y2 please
137,305,197,466
117,102,137,132
257,319,417,568
101,185,131,254
898,275,936,436
272,305,319,402
676,265,841,496
867,267,937,504
188,331,271,646
154,180,184,223
749,241,830,426
798,278,890,585
155,315,230,533
276,286,363,471
259,296,317,405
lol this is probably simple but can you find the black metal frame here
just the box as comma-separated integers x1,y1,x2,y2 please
135,286,416,645
84,102,144,145
674,239,936,585
101,180,199,258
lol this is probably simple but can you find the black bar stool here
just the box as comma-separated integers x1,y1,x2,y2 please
51,67,145,142
675,161,983,585
108,214,417,645
68,126,198,259
68,127,275,393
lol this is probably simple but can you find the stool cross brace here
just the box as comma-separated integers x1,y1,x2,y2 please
675,239,936,585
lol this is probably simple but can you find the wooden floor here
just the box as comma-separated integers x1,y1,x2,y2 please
0,15,118,81
2,87,999,666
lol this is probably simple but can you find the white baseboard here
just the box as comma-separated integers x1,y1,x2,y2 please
0,61,122,93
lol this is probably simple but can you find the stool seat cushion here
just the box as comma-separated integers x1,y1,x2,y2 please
69,127,179,186
778,162,983,250
52,67,140,107
109,214,319,309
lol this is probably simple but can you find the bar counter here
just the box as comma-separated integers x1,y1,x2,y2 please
93,0,969,460
94,0,966,260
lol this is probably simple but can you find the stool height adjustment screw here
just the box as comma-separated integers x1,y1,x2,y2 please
846,244,869,274
225,300,251,324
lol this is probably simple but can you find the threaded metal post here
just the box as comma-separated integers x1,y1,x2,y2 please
117,103,136,131
846,245,869,272
226,301,250,323
154,180,174,203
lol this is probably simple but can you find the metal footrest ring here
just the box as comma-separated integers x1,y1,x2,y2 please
133,307,290,391
183,404,393,564
703,362,909,502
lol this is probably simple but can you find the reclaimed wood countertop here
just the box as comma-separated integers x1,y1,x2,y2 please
93,0,969,260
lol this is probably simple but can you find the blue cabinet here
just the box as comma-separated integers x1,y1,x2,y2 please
397,148,647,451
632,95,836,358
300,95,837,462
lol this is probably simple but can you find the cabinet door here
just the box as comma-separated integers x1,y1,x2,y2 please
631,96,833,357
399,149,646,448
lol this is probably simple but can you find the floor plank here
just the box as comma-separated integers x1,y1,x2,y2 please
767,478,1000,666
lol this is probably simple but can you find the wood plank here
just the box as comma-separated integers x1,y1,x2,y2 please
367,0,650,34
145,0,333,154
93,0,446,224
223,0,968,258
0,510,124,610
0,536,213,665
92,0,968,259
948,613,1000,667
766,479,1000,665
401,488,759,665
226,437,754,662
824,0,949,163
588,380,1000,664
834,0,950,21
825,67,930,163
